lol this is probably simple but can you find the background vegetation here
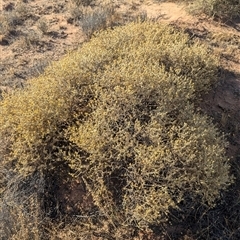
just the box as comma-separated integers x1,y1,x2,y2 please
178,0,240,19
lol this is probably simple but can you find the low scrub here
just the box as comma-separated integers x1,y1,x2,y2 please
0,22,233,238
181,0,240,20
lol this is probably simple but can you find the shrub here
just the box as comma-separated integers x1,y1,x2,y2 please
80,6,116,38
0,22,233,236
71,0,94,7
181,0,240,20
68,2,116,38
68,2,84,22
199,0,239,19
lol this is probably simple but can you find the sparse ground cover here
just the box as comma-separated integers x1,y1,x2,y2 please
0,0,240,239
